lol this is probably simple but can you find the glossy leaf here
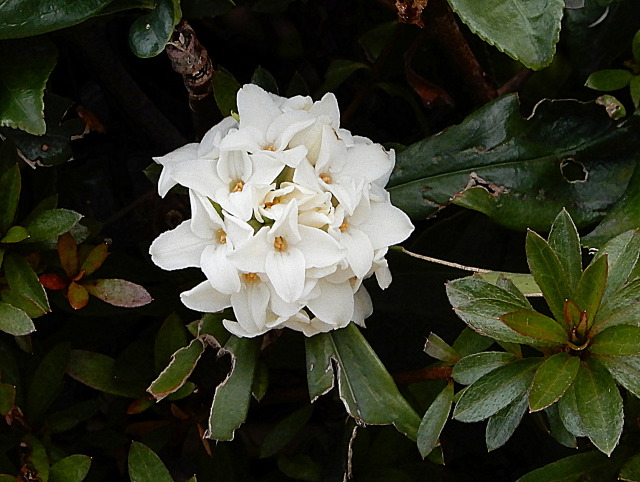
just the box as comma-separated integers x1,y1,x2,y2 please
27,343,70,422
424,333,459,363
207,336,260,441
213,70,241,116
574,358,623,455
1,225,29,243
66,350,146,398
595,356,640,399
3,252,49,316
0,302,35,336
305,323,421,439
0,383,16,416
80,243,109,276
388,95,640,231
148,338,205,400
452,351,516,386
545,403,577,449
129,0,180,58
0,164,20,233
574,254,608,328
517,451,619,482
453,358,540,423
23,208,82,243
548,209,582,292
485,392,528,451
251,66,279,94
585,69,633,91
83,279,153,307
500,310,568,347
593,229,640,298
0,38,57,134
49,454,92,482
557,383,586,437
590,325,640,357
260,405,314,458
525,230,570,324
417,382,453,458
592,279,640,335
128,442,173,482
529,353,580,412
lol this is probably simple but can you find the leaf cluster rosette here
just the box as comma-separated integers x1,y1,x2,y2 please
149,84,414,338
443,210,640,455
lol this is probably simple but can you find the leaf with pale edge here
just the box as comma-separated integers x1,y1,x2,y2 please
424,332,459,363
590,325,640,357
486,392,528,451
0,302,35,336
148,338,205,400
452,351,516,386
128,442,173,482
83,279,152,307
3,252,49,316
529,353,580,412
574,254,608,329
500,310,568,347
23,209,82,243
548,209,582,292
594,355,640,399
417,382,453,458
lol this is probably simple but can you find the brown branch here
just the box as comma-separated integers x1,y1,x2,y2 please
393,366,453,385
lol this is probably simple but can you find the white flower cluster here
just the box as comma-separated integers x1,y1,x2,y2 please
149,84,414,337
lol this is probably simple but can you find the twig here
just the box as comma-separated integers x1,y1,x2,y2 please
401,247,491,273
393,366,453,384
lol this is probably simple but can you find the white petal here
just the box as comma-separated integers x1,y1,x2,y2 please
265,247,306,303
229,281,270,336
237,84,283,132
359,201,414,250
340,227,374,279
217,150,252,184
297,225,345,269
227,227,270,273
352,286,373,327
180,280,231,312
201,244,241,295
218,126,264,153
306,280,354,325
171,158,223,198
198,117,238,158
154,143,199,197
149,221,209,270
340,143,393,185
189,190,223,239
310,93,340,128
268,111,315,149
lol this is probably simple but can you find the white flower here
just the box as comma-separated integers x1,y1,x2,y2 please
149,83,414,338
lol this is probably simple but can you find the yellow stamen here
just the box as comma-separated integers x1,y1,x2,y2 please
274,236,287,252
232,181,244,192
243,272,259,282
264,198,280,209
264,145,276,152
217,229,227,244
339,221,349,231
320,173,331,184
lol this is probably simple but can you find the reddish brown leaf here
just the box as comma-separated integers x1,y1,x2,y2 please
83,279,153,308
57,232,78,278
80,243,109,276
396,0,429,28
39,273,68,290
67,282,89,310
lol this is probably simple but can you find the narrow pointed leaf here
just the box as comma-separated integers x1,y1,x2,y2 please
590,325,640,357
529,353,580,412
207,336,260,441
27,343,70,422
212,70,241,117
452,351,516,386
557,383,586,437
417,382,453,458
548,209,582,292
128,442,173,482
83,279,152,308
0,302,35,336
574,358,623,455
148,338,205,400
574,254,608,329
595,356,640,399
424,333,459,363
57,232,78,278
516,451,621,482
80,243,109,276
23,209,82,243
545,404,577,449
500,310,568,347
486,392,528,451
49,454,92,482
592,279,640,335
453,358,540,423
526,231,570,323
3,252,49,316
305,332,335,402
0,164,20,233
593,229,640,298
1,225,29,243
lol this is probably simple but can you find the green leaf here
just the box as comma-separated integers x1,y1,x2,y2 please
207,336,261,441
590,325,640,357
259,405,314,458
526,230,570,324
485,392,528,451
251,359,268,401
66,350,146,398
49,454,92,482
21,434,49,482
83,278,153,307
446,0,563,69
424,333,459,363
305,323,421,440
592,279,640,335
0,37,57,135
148,338,205,400
630,76,640,109
23,208,82,243
1,225,29,243
212,69,241,117
3,252,49,316
557,382,586,437
128,441,173,482
516,451,620,482
453,358,540,423
548,209,582,292
500,310,568,347
388,95,640,231
0,302,35,336
251,66,279,95
80,243,109,276
595,356,640,399
27,343,70,422
0,383,16,416
452,352,516,386
574,255,608,329
574,358,623,455
198,312,231,346
318,59,369,95
451,327,494,358
154,314,189,373
545,403,577,449
593,229,640,298
620,451,640,482
472,272,541,297
0,163,20,233
585,69,633,91
529,353,580,412
57,232,78,278
633,30,640,64
129,0,180,58
417,382,453,458
67,282,89,310
277,454,322,482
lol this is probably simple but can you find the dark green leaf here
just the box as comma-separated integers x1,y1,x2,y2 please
0,302,35,336
1,225,29,243
417,382,453,458
453,358,540,423
486,392,528,451
593,229,640,298
557,382,586,437
585,69,633,91
526,230,570,324
207,336,260,441
590,325,640,357
251,359,268,401
318,59,369,95
574,254,608,328
80,243,109,276
277,454,321,482
148,338,205,400
0,383,16,416
129,0,180,58
154,314,189,373
451,327,494,359
500,310,568,347
517,451,620,482
545,403,577,449
634,30,640,64
452,351,517,386
0,37,57,134
592,279,640,335
27,343,70,422
66,350,146,398
3,252,49,316
548,209,582,292
49,454,92,482
631,76,640,109
596,94,626,120
21,434,48,482
0,164,20,233
446,0,563,69
595,355,640,399
388,95,640,231
305,323,421,439
251,67,278,94
424,333,459,363
128,441,173,482
529,353,580,412
212,69,241,116
574,358,623,455
23,208,82,243
198,312,231,346
83,278,153,307
620,451,640,482
259,405,314,458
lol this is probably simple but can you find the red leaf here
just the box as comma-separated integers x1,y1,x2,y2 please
39,273,68,290
67,282,89,310
83,279,153,308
